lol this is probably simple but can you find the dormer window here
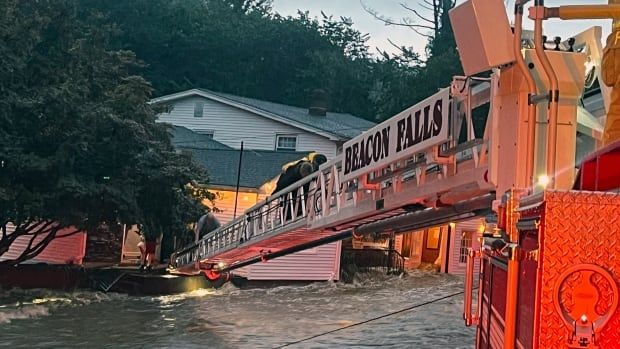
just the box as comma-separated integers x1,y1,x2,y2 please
194,101,204,117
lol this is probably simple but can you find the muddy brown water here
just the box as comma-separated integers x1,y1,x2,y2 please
1,270,474,348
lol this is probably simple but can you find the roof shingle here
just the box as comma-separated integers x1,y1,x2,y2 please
170,126,307,188
205,89,376,139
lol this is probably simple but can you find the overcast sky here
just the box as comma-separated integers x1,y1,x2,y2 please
272,0,612,56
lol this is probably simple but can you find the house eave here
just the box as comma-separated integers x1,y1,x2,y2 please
151,89,343,141
207,184,260,193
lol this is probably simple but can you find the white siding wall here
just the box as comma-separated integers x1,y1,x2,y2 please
158,96,337,158
233,241,341,281
447,219,482,276
211,190,341,281
1,224,87,264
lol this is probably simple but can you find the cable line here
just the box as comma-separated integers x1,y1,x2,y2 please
273,288,471,348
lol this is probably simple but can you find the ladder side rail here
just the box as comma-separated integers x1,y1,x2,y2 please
172,83,497,269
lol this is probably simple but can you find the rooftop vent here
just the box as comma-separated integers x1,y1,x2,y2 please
308,89,328,117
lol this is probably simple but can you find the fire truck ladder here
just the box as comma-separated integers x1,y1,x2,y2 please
170,77,497,275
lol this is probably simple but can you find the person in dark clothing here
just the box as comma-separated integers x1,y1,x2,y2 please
272,153,327,220
273,161,314,194
195,212,221,241
308,153,327,170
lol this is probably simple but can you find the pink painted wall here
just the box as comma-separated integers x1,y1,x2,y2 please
447,219,482,275
0,224,87,264
233,241,341,281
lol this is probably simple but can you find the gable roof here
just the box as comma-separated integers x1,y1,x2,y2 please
170,126,306,189
151,88,376,141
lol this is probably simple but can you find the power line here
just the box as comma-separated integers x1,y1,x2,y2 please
273,289,469,349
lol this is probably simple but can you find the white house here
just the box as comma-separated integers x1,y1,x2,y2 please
151,89,376,282
151,88,376,159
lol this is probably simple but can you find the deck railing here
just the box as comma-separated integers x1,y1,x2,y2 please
341,248,405,275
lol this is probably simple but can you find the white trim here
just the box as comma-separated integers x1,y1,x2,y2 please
275,134,298,151
193,101,204,118
193,128,215,138
151,89,343,141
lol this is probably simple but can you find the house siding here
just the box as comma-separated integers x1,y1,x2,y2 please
1,224,87,264
447,219,482,276
158,96,337,158
216,190,341,281
233,241,341,281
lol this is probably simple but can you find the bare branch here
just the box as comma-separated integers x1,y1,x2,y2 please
5,226,64,266
0,221,49,257
401,18,435,30
421,0,435,9
360,0,434,30
24,220,55,236
56,229,84,239
419,3,434,12
400,3,435,24
24,225,48,251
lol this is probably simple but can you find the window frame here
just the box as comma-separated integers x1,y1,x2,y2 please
193,101,204,118
194,129,214,138
459,230,475,264
275,134,298,151
425,227,442,250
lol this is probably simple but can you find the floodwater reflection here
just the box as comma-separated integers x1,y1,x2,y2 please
1,270,474,349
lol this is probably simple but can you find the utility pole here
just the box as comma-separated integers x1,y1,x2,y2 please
233,141,244,220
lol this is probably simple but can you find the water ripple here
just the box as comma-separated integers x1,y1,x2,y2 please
0,270,474,349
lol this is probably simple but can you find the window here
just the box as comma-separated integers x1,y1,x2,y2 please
425,227,442,249
459,231,474,264
194,129,214,138
194,101,204,117
276,135,297,151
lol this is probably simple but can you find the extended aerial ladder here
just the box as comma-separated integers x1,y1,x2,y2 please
170,79,497,276
169,0,620,347
169,1,619,269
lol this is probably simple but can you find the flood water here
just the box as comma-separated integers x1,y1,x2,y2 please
1,270,474,349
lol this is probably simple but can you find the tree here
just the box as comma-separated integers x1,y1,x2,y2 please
80,0,385,120
361,0,453,41
0,0,213,265
74,0,458,123
362,0,462,117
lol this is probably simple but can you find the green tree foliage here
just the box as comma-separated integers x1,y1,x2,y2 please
0,0,464,263
83,0,460,121
0,0,213,264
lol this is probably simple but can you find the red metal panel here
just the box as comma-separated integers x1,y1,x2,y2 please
537,191,620,348
489,261,507,349
478,256,492,349
516,230,538,348
574,140,620,191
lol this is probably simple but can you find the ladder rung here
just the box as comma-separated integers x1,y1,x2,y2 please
367,159,426,184
440,139,484,157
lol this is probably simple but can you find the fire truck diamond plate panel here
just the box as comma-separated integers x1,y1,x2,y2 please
539,191,620,348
